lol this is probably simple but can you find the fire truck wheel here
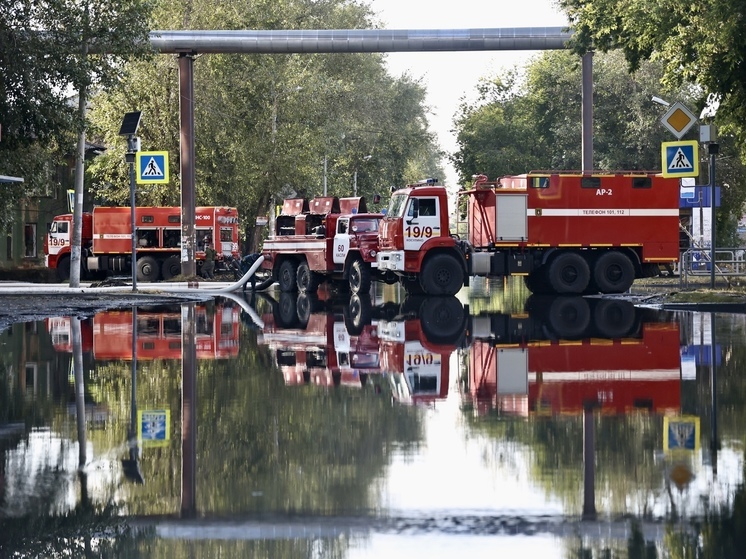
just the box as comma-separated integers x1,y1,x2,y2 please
348,258,371,294
161,255,182,281
344,294,372,335
296,261,320,294
548,252,590,294
419,296,467,345
276,292,299,328
136,256,161,282
592,251,635,294
296,293,318,328
548,297,591,338
278,260,299,292
592,299,637,338
57,255,71,282
421,254,464,296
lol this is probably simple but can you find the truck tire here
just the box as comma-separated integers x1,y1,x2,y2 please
137,256,160,282
278,260,298,292
276,291,299,327
593,299,636,338
57,255,71,282
418,296,467,345
296,293,315,326
547,252,590,294
296,261,320,293
344,294,372,335
592,251,635,294
547,296,590,338
161,255,182,281
421,254,464,296
348,258,371,294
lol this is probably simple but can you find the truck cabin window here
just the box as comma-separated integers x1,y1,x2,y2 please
418,199,436,217
387,194,408,218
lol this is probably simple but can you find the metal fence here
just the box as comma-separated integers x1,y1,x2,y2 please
678,248,746,287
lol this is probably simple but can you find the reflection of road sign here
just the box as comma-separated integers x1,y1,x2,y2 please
138,409,171,447
662,140,698,178
664,415,700,452
136,151,169,184
661,101,697,139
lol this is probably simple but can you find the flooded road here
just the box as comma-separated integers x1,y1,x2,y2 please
1,281,744,558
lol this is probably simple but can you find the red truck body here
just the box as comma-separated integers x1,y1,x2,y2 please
45,206,240,282
466,308,681,417
260,196,393,294
377,173,681,295
47,302,240,360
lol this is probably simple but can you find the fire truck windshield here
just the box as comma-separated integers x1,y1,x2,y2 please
387,194,408,218
351,218,379,233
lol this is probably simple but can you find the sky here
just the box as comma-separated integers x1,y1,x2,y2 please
367,0,569,186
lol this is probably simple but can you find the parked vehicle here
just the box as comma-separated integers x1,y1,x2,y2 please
376,173,681,295
260,196,395,294
45,206,240,282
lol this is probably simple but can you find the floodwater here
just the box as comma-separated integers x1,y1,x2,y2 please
1,280,745,558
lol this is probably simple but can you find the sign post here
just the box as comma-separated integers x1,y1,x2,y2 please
118,111,142,291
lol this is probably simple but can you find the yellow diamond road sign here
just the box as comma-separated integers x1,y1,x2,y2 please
661,101,697,139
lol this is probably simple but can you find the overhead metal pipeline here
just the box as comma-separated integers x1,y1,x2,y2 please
149,27,573,54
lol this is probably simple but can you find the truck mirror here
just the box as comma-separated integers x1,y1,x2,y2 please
408,198,419,220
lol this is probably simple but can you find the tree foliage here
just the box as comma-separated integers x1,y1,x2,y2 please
558,0,746,161
0,0,153,230
87,0,442,250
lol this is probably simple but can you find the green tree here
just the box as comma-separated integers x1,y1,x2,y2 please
87,0,442,251
558,0,746,161
0,0,153,234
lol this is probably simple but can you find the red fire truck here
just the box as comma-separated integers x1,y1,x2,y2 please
463,296,681,417
376,172,681,295
260,196,395,294
258,291,383,387
45,206,240,282
47,302,240,360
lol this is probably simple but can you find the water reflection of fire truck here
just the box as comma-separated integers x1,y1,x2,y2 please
379,297,469,406
258,292,383,387
464,296,682,416
255,291,681,413
47,302,240,360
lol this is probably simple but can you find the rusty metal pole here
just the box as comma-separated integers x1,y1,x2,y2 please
582,403,597,520
179,53,196,278
181,303,197,517
581,52,593,173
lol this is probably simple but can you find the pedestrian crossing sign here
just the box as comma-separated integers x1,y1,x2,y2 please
136,151,169,184
138,409,171,447
661,140,698,178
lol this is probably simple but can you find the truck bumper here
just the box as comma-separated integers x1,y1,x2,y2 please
376,250,405,272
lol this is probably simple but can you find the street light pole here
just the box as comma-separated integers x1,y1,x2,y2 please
119,111,142,292
709,141,719,288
